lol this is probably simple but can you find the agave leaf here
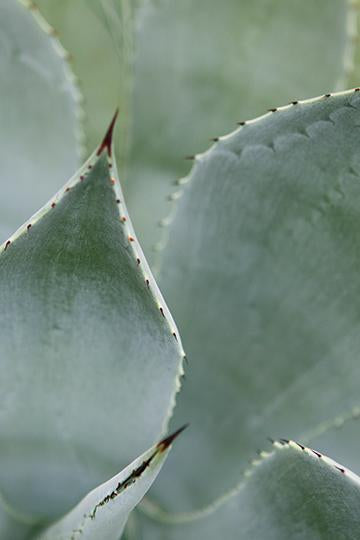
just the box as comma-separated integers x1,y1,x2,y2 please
36,0,348,264
140,442,360,539
151,89,360,512
0,0,81,241
303,407,360,479
36,0,133,172
124,0,348,262
36,429,184,540
0,502,35,540
0,114,184,524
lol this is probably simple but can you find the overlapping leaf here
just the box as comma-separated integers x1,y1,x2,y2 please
140,443,360,539
0,0,81,241
36,430,183,540
0,117,184,526
153,89,360,512
36,0,349,263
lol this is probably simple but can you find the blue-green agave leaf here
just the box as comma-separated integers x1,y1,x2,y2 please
36,0,348,264
36,428,184,540
154,88,360,512
141,442,360,539
0,113,184,526
0,0,82,241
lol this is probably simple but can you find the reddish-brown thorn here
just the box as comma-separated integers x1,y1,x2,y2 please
157,424,189,451
128,236,135,242
111,178,116,185
80,175,85,181
159,307,165,317
65,187,71,192
51,202,56,208
97,109,119,157
172,332,178,341
4,240,11,251
121,216,127,223
355,88,360,92
27,224,32,231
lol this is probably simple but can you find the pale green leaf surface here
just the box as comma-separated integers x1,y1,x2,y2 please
0,0,81,241
124,0,348,263
36,434,176,540
0,503,35,540
140,442,360,540
154,89,360,512
36,0,133,172
0,127,184,523
34,0,348,264
303,408,360,479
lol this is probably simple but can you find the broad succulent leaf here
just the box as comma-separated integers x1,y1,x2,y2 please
0,115,184,525
140,442,360,539
124,0,348,262
36,429,184,540
152,88,360,512
35,0,348,264
0,0,81,241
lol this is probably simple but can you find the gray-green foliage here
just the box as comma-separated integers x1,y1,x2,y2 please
141,442,360,540
2,0,360,539
154,90,360,513
0,0,81,242
36,0,349,263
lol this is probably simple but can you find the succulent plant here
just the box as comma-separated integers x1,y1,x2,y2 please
3,0,360,539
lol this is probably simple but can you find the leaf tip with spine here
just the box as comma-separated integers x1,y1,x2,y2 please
157,424,189,452
96,108,119,158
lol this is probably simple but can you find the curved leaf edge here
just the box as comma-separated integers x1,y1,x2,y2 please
139,438,360,527
156,86,360,269
22,0,86,158
35,426,187,540
0,114,186,444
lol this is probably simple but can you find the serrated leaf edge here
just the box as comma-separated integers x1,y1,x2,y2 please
140,438,360,526
19,0,87,159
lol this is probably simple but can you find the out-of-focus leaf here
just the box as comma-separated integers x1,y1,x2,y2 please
0,117,184,524
35,0,348,264
36,0,133,171
124,0,348,263
36,429,183,540
153,89,360,512
0,0,81,241
0,502,35,540
140,442,360,540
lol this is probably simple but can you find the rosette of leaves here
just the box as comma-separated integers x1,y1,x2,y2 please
3,1,360,539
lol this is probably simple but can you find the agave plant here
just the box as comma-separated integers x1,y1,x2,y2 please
2,0,360,539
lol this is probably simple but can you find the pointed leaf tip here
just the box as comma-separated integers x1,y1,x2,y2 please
157,424,189,451
96,108,119,157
